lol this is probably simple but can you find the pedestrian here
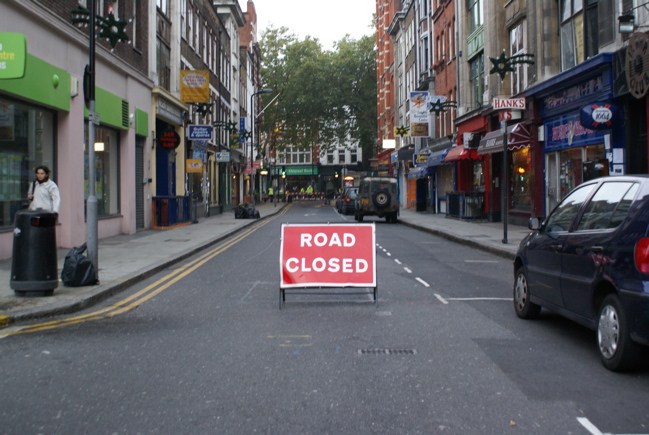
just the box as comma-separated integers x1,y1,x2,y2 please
268,186,274,203
28,165,61,215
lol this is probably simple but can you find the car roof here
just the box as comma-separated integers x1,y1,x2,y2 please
361,177,397,183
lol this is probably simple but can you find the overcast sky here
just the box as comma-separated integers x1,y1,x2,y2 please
240,0,376,50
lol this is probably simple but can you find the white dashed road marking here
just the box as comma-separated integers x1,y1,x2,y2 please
415,277,430,287
404,267,412,274
434,293,449,304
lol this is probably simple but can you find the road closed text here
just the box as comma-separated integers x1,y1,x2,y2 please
280,224,376,288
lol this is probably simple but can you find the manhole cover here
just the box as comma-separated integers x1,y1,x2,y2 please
358,349,416,355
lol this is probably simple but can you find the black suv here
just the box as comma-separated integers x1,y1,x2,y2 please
354,177,399,223
513,175,649,371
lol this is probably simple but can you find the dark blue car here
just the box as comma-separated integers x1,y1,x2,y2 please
513,175,649,371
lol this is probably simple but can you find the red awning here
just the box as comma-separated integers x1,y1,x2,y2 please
444,146,480,162
508,123,531,150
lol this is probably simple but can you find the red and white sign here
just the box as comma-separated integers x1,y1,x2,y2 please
498,109,522,122
492,98,526,110
280,224,376,288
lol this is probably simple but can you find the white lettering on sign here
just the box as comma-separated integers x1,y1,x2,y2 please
285,257,368,273
493,98,526,110
300,232,356,247
281,224,376,288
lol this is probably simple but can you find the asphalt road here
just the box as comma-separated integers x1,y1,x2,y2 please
0,202,647,434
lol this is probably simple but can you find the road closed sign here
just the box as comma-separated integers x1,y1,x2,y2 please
280,223,376,288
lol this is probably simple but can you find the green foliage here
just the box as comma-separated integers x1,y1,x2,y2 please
259,27,377,163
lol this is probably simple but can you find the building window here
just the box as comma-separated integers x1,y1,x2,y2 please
350,151,358,163
180,0,186,41
156,39,171,90
327,151,334,164
560,0,584,70
0,97,55,230
338,149,346,164
156,0,169,16
510,21,528,95
85,125,120,216
469,53,484,110
468,0,483,34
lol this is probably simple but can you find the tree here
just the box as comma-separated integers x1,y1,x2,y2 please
259,27,377,166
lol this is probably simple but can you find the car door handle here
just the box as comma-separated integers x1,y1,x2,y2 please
549,244,563,251
590,246,604,253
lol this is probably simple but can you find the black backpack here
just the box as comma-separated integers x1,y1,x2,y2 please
61,243,98,287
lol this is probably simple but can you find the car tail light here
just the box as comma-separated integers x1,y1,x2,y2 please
635,238,649,273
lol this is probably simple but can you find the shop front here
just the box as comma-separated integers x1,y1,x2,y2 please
526,53,623,215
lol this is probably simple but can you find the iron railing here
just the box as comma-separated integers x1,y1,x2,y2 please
446,191,485,220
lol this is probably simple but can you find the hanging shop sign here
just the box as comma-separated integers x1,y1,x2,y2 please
626,33,649,99
409,91,430,137
188,124,213,141
0,33,27,79
580,102,620,130
180,70,209,103
215,151,230,162
158,129,181,149
186,159,203,173
492,98,526,110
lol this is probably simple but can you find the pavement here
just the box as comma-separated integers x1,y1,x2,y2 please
0,200,533,326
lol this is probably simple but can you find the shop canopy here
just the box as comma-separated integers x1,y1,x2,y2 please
477,123,531,155
408,166,430,180
444,146,480,162
427,148,451,166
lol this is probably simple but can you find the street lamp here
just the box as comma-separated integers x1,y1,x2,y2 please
250,88,273,203
71,1,129,281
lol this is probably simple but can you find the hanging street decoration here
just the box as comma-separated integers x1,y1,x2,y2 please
193,102,213,118
429,99,457,115
489,50,535,80
394,125,410,137
71,8,130,49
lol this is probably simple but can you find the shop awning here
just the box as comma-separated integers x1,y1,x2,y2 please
477,130,505,155
408,166,430,180
477,123,531,154
427,148,450,166
508,123,531,149
397,144,415,161
444,146,480,162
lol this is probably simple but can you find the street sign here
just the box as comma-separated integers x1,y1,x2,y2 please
188,124,212,140
280,223,376,288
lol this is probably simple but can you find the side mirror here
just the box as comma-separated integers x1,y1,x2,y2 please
528,217,543,230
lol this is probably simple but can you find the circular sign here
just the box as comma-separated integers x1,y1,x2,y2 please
580,103,619,130
626,33,649,99
158,130,181,149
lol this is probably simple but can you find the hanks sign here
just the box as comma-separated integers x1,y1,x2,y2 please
280,224,376,288
492,98,526,110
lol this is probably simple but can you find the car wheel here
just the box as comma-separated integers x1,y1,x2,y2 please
372,190,391,208
513,267,541,319
597,294,642,372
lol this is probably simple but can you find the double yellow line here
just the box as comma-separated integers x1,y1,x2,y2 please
3,205,290,336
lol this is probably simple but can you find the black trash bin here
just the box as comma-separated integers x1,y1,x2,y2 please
10,210,59,296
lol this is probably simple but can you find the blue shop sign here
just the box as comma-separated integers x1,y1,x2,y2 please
188,124,213,140
580,102,621,130
545,113,606,151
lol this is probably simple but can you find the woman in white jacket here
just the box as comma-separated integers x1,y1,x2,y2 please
27,165,61,214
